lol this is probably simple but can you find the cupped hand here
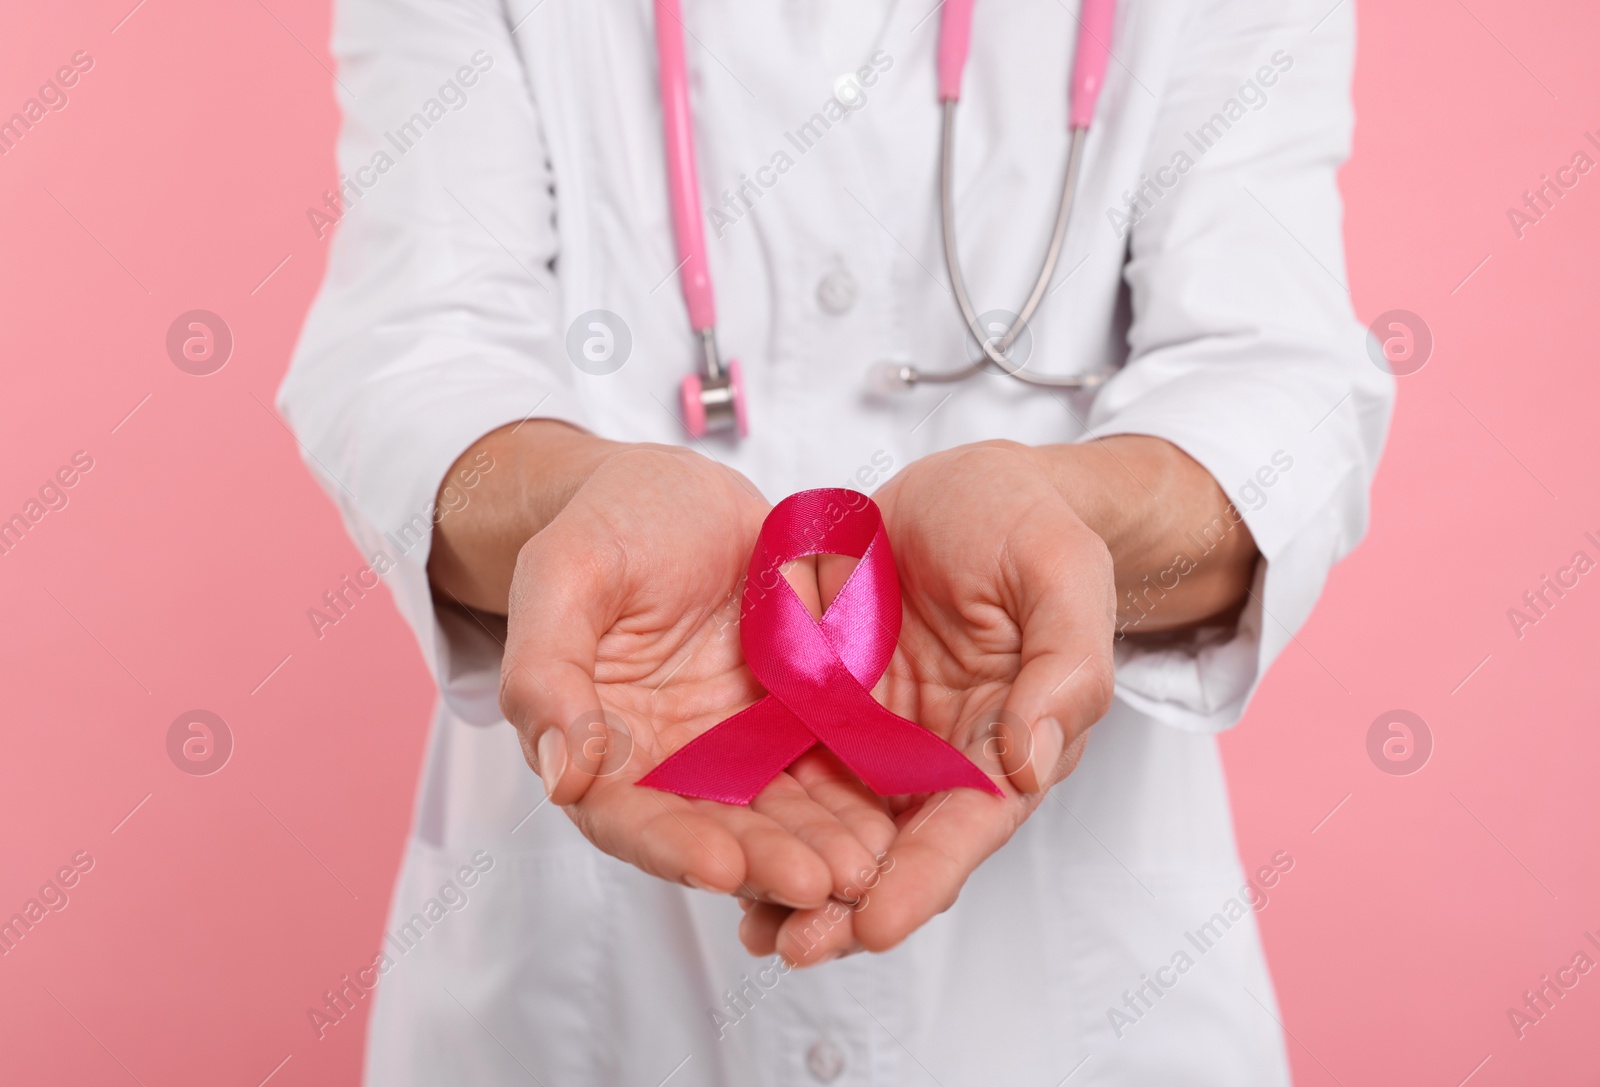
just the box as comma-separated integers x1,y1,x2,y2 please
739,441,1117,964
499,445,896,908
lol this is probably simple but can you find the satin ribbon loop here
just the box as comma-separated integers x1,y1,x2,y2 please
639,488,1001,805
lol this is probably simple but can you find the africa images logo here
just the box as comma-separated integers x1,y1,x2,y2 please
1106,851,1296,1039
305,52,495,240
0,50,94,158
0,451,94,560
1106,51,1294,238
166,710,233,776
1504,132,1600,240
306,851,496,1040
0,851,95,958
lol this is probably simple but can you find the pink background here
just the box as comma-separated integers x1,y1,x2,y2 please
2,1,1596,1083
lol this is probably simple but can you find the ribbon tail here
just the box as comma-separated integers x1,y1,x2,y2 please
637,696,818,805
816,703,1004,799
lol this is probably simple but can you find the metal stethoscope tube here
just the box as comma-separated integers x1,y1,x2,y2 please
882,102,1108,391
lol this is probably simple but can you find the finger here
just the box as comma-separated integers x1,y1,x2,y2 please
1000,644,1111,794
732,812,838,908
738,901,790,956
783,556,824,619
749,771,883,904
849,790,1020,953
573,785,748,891
503,658,606,806
577,782,836,906
814,551,860,612
773,900,863,967
784,749,898,859
500,516,622,807
997,529,1117,794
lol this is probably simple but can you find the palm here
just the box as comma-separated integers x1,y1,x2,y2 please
883,573,1031,776
744,443,1116,962
502,447,895,907
579,496,766,764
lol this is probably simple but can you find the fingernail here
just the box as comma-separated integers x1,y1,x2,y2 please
684,875,715,892
768,894,809,910
537,728,566,797
1031,717,1065,790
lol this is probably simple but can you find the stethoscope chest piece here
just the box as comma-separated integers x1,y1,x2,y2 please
680,327,747,438
680,356,747,438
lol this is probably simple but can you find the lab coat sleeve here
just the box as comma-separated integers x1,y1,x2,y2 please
277,0,586,725
1087,0,1394,732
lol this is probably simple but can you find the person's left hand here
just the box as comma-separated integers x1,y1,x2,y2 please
736,441,1118,964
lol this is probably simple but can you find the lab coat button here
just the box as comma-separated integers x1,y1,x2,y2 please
816,269,857,315
833,72,866,108
805,1039,845,1082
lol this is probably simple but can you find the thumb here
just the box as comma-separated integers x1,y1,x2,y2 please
499,516,621,807
996,543,1116,794
998,645,1113,795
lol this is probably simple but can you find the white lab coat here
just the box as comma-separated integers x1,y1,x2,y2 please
279,0,1391,1082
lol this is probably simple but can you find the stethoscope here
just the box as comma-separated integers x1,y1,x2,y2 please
660,0,1117,438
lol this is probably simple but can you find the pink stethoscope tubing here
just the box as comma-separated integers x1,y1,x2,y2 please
659,0,1116,437
936,0,1113,123
656,0,746,438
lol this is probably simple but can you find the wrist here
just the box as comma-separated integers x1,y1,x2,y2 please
427,420,624,613
1033,436,1258,635
1030,437,1164,555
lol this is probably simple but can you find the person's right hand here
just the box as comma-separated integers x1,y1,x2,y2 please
499,444,896,909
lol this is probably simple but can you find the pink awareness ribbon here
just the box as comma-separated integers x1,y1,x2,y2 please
639,488,1002,805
